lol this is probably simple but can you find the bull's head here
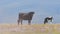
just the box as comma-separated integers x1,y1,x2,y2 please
29,12,35,14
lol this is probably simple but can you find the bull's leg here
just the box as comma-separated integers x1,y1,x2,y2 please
21,20,22,25
28,20,31,25
18,19,20,25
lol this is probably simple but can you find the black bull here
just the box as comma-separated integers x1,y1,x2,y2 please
17,12,35,25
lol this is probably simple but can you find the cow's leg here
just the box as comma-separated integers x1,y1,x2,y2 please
44,22,48,24
28,20,31,25
44,20,48,24
44,20,46,24
44,21,46,24
44,22,46,24
50,19,52,22
50,19,52,24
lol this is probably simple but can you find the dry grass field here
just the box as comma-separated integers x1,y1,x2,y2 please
0,24,60,34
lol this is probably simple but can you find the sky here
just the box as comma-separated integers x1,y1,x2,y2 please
0,0,60,24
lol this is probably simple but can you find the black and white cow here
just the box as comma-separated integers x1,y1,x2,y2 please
44,16,53,24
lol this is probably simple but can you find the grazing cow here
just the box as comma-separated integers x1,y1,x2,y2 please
17,12,35,25
44,16,53,24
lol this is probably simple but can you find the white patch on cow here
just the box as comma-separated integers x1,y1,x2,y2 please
50,22,52,24
48,20,52,24
49,16,52,18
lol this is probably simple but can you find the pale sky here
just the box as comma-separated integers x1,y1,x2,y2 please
0,0,60,24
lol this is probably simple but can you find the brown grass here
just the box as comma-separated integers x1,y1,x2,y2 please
0,24,60,34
